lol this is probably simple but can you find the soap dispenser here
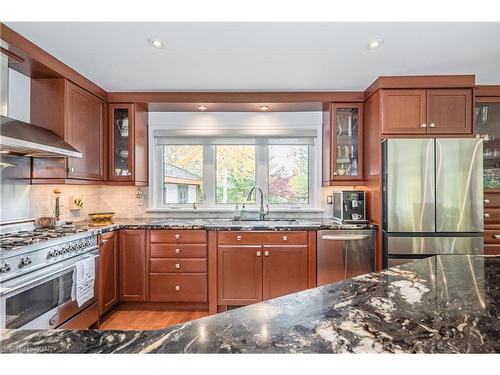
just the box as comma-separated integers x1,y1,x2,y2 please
233,204,240,220
240,203,247,220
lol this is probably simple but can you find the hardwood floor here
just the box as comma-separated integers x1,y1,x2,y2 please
99,308,209,330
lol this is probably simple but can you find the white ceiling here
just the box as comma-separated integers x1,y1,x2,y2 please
5,22,500,92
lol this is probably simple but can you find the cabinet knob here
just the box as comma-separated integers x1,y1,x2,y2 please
264,250,269,257
175,285,180,291
429,123,436,128
175,248,181,254
333,172,338,176
256,251,261,257
67,167,75,173
283,235,288,241
484,199,490,204
100,239,108,245
236,235,242,241
175,263,181,269
175,234,181,239
493,235,500,239
420,123,427,128
485,213,490,218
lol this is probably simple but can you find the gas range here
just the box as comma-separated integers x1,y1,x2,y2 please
0,223,98,283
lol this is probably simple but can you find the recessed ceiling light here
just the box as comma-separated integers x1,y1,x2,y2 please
259,105,271,111
148,37,165,49
197,105,208,111
367,39,384,50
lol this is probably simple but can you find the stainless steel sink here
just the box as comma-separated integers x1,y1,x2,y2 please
226,219,299,227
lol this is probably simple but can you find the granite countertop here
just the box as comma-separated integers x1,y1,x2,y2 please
1,255,498,354
75,218,376,235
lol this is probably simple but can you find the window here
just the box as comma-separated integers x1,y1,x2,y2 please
216,145,256,204
152,135,319,209
163,145,203,204
269,145,309,204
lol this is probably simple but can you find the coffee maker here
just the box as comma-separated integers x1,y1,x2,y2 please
332,190,367,224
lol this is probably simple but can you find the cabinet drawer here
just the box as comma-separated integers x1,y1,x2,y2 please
150,258,207,273
149,274,207,302
484,229,500,244
149,230,207,244
484,244,500,255
150,244,207,258
484,209,500,224
218,231,308,245
484,193,500,208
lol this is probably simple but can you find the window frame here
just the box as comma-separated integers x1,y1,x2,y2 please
150,133,321,211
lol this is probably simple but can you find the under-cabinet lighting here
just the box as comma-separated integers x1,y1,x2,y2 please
258,105,271,111
197,105,208,111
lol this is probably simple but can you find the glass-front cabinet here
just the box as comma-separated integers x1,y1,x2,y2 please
323,103,363,185
108,103,148,185
476,101,500,190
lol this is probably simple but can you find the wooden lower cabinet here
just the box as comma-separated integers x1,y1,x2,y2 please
98,231,118,316
484,245,500,255
149,274,207,302
262,245,308,300
119,230,146,302
218,245,263,305
217,238,309,306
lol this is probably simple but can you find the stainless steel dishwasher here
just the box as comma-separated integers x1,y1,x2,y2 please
317,229,375,286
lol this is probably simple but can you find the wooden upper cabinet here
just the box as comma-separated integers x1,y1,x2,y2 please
66,82,105,180
380,88,473,136
322,102,364,185
262,245,308,300
119,230,146,302
380,89,427,134
109,103,148,186
31,78,105,181
426,89,472,134
98,231,118,316
217,245,263,305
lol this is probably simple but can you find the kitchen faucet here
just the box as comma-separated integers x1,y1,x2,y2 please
247,186,269,220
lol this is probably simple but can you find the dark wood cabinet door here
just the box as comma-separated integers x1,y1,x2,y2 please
98,231,118,316
262,245,308,300
427,89,472,134
217,245,263,305
66,82,104,180
381,89,427,134
119,230,146,301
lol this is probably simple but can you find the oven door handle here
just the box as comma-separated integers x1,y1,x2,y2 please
0,251,99,297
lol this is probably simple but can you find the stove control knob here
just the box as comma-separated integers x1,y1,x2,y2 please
19,256,32,268
0,262,11,273
48,249,58,258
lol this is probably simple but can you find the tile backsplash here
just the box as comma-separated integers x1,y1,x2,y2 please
30,185,345,221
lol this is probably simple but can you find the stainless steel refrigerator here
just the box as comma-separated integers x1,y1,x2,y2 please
382,138,484,268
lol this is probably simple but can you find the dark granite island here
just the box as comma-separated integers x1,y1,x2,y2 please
1,255,499,354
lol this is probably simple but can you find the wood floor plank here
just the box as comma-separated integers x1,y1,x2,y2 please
100,309,209,330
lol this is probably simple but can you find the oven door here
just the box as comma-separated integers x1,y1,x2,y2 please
0,250,99,329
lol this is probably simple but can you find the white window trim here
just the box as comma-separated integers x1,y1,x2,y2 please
148,124,322,212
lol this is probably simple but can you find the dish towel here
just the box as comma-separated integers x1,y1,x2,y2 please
72,257,96,307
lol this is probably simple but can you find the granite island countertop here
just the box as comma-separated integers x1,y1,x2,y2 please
1,255,498,354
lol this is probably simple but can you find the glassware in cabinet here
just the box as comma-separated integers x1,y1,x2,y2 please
332,104,363,180
110,105,133,180
476,102,500,190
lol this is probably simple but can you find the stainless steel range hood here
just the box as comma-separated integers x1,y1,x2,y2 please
0,52,82,158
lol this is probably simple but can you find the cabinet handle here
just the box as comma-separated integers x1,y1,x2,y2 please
175,263,181,269
420,123,427,128
67,167,75,173
236,235,242,241
175,285,180,291
175,234,181,239
283,235,288,241
485,213,490,218
484,199,490,204
264,250,269,257
493,235,500,239
429,123,436,128
100,239,108,245
256,251,261,257
175,248,181,254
